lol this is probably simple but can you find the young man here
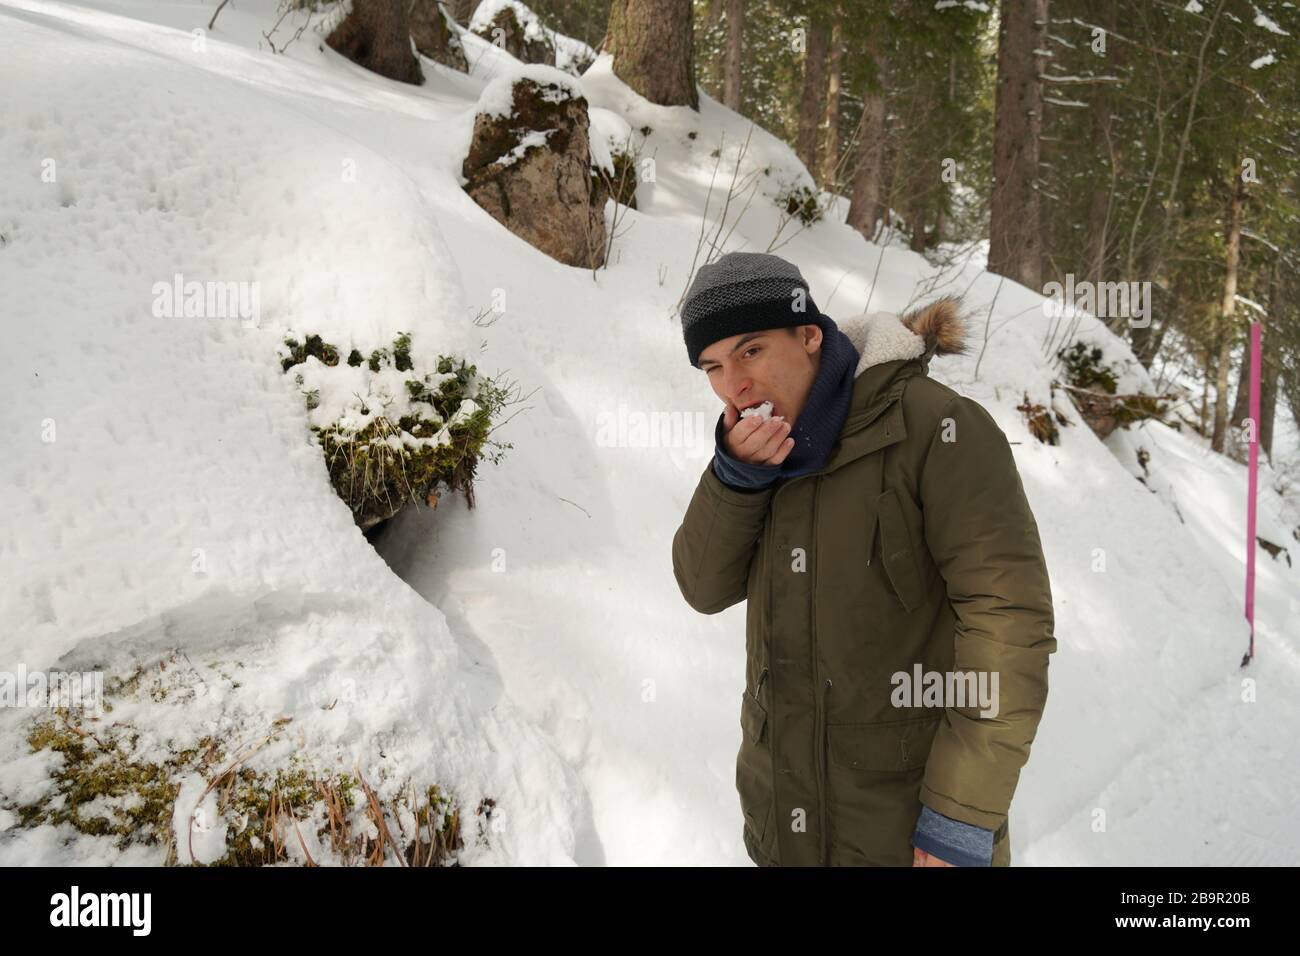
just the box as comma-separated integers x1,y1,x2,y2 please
671,252,1056,867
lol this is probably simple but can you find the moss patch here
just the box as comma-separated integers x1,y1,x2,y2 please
1057,341,1119,395
17,712,217,855
6,667,486,867
600,144,639,210
776,182,823,226
1055,339,1170,438
281,334,340,372
282,333,516,529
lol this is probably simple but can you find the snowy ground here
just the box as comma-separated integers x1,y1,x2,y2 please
1,0,1297,865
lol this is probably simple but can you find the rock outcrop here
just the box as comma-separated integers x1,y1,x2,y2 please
461,72,608,268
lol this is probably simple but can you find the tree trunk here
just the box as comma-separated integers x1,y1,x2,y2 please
409,0,467,71
705,0,723,33
606,0,698,109
1211,327,1235,453
880,139,896,230
1211,171,1245,453
1286,388,1300,458
1230,353,1250,427
447,0,475,25
723,0,744,111
1037,53,1054,288
1083,0,1117,286
1125,235,1160,360
1233,260,1283,460
1226,322,1281,462
987,0,1046,290
327,0,423,85
820,15,844,189
1229,318,1253,429
704,0,724,98
795,18,830,175
846,28,889,240
1200,347,1213,437
909,199,926,252
1259,342,1280,462
1259,259,1283,460
1131,297,1169,371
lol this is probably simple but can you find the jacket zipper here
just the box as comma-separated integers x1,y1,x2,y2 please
822,676,832,863
811,473,828,866
763,488,777,855
768,471,833,865
758,380,909,866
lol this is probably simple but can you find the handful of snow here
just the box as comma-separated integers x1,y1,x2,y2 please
739,401,779,422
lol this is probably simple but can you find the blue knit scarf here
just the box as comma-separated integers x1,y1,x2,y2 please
711,315,861,490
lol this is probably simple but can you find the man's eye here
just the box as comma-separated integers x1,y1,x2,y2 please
744,347,760,358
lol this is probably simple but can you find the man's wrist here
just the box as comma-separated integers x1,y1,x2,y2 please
910,805,995,867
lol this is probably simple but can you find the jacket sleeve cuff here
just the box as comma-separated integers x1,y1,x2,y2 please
706,409,783,492
711,419,783,491
711,453,781,492
910,805,994,867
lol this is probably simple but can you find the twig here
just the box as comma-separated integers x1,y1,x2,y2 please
557,495,590,517
186,716,292,865
208,0,232,32
973,276,1005,382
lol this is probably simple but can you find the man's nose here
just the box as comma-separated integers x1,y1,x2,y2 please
726,370,753,404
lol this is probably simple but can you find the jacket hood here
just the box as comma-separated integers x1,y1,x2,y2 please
834,296,969,377
811,296,971,474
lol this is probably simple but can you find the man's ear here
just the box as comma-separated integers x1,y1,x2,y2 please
801,323,823,354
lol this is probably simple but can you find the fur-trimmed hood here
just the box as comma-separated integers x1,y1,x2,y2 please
835,296,969,377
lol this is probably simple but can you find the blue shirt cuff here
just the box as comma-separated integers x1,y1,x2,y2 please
910,805,995,867
711,451,781,491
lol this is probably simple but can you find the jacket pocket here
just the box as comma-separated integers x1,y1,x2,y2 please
737,690,774,848
827,715,942,772
875,488,925,613
824,716,941,864
740,689,767,744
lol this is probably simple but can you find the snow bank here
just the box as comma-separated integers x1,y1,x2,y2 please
0,0,585,865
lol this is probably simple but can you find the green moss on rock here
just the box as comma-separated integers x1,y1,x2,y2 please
281,334,340,372
284,332,515,529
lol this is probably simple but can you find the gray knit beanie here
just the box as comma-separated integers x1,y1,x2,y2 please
681,252,825,368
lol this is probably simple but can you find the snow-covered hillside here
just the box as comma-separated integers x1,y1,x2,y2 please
1,0,1297,865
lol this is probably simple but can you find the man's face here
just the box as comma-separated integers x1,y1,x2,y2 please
697,324,824,427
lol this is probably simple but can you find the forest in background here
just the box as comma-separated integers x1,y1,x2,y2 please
468,0,1299,466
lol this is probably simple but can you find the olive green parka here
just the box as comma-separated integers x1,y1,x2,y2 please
671,299,1057,866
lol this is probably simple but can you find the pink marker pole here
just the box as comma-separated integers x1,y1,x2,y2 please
1243,320,1262,666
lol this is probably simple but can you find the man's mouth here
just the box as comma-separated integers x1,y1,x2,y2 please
739,400,779,419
